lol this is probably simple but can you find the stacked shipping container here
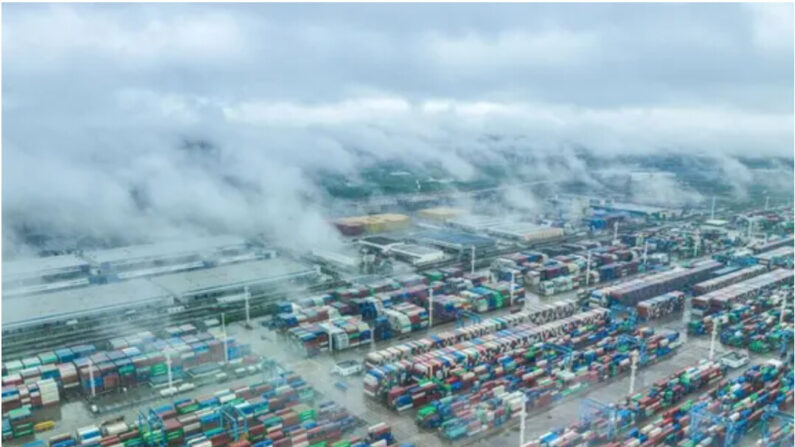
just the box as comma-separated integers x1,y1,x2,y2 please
636,292,686,321
594,260,723,307
691,268,794,316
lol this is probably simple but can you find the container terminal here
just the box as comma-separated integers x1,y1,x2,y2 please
2,201,794,447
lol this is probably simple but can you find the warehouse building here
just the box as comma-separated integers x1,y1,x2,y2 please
82,235,268,281
149,258,319,304
446,215,507,233
486,223,565,243
2,279,173,332
416,207,464,222
2,254,91,298
412,230,497,252
359,236,403,253
387,244,445,265
591,202,677,220
310,248,362,273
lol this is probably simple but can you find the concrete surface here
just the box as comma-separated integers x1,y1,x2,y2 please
6,289,779,447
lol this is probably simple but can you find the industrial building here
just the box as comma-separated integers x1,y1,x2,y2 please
81,235,267,281
386,243,445,265
591,201,678,220
1,205,793,447
2,254,91,297
486,222,564,243
358,236,403,253
446,214,507,232
412,229,497,252
2,279,173,331
310,248,363,273
416,207,464,222
149,258,319,303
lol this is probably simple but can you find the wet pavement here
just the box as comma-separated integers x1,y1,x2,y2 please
6,287,778,447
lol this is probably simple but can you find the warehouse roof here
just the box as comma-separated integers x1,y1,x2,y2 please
414,230,496,249
361,236,401,247
593,202,669,215
3,254,89,280
3,279,172,328
447,215,507,230
82,235,248,265
390,244,442,256
149,258,317,296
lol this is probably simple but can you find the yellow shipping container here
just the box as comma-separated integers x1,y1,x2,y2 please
34,421,55,432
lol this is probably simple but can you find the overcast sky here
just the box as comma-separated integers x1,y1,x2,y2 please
2,3,793,255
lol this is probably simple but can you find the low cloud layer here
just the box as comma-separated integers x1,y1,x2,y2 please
2,3,793,257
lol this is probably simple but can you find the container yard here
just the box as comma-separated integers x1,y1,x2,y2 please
5,2,795,447
2,201,793,447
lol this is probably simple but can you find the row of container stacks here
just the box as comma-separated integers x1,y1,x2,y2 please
754,246,794,268
272,306,343,331
756,422,793,447
691,268,794,317
597,261,640,283
636,292,686,321
594,260,723,307
363,309,638,409
286,316,372,356
2,331,252,417
363,309,611,404
720,307,794,353
417,384,525,440
11,371,409,447
749,236,794,254
363,300,580,368
413,328,681,441
691,265,768,295
1,377,60,423
635,360,791,447
522,360,728,447
280,277,525,355
277,272,512,333
383,303,428,334
3,326,197,377
686,293,783,336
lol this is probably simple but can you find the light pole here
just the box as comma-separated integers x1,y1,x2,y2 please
428,288,434,328
710,196,716,220
510,270,516,307
629,350,639,396
585,251,592,287
470,246,476,275
222,312,229,364
88,359,96,398
709,319,720,361
165,350,173,392
244,286,251,327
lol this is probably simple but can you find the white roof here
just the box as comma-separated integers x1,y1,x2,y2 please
598,202,668,214
2,279,172,327
448,215,507,230
83,235,247,265
390,244,443,256
149,258,316,296
704,219,729,226
3,254,88,280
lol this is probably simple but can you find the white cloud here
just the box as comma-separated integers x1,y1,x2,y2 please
2,3,792,256
426,29,599,71
744,3,794,52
